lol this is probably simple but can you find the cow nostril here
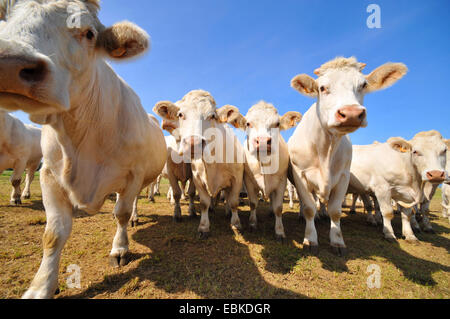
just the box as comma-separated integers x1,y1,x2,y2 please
337,110,346,119
19,61,47,83
358,110,366,121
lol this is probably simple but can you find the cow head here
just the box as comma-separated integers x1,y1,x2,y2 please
228,101,302,156
291,57,407,135
388,130,448,185
154,90,236,158
0,0,149,117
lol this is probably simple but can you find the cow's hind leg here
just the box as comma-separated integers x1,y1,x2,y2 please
244,175,259,232
10,162,26,205
22,167,73,299
187,178,196,218
327,175,349,256
21,162,39,200
270,181,286,242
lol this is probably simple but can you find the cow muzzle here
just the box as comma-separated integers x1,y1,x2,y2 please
0,41,68,114
180,135,206,157
426,170,446,184
335,105,366,131
252,137,272,154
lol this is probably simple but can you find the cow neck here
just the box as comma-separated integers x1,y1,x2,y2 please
46,61,123,183
309,103,344,196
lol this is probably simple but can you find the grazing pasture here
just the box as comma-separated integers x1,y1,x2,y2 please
0,172,448,299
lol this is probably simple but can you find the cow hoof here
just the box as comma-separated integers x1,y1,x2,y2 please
231,224,242,232
275,234,286,244
22,194,31,200
11,198,22,205
248,223,257,232
130,220,139,227
384,237,398,243
424,228,435,234
109,253,129,268
331,246,347,257
198,232,210,240
349,209,356,215
303,243,319,255
412,226,421,233
173,216,182,223
54,287,60,295
155,192,161,196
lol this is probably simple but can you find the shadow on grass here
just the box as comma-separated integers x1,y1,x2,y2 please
64,202,307,299
233,200,450,287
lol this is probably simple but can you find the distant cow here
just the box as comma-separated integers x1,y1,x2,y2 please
348,131,447,242
0,111,42,204
228,101,302,240
160,120,196,221
288,57,407,255
0,1,167,298
442,139,450,223
154,90,246,238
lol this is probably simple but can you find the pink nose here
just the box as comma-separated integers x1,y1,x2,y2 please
426,170,445,183
336,105,366,127
253,137,272,148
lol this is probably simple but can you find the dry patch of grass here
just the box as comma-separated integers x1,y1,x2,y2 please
0,174,448,299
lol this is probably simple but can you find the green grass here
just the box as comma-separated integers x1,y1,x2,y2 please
0,172,448,299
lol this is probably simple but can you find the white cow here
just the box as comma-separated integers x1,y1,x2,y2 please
154,90,246,238
228,101,302,240
442,139,450,223
349,131,447,242
160,119,196,221
0,110,42,204
288,57,407,255
0,0,167,298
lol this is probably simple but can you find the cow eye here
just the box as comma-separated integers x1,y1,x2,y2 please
413,150,422,156
360,82,368,90
320,86,328,94
177,112,185,119
85,30,95,40
275,122,280,128
246,122,252,128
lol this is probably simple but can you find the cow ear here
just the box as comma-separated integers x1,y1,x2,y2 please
365,63,408,92
387,137,412,153
153,101,179,121
217,105,246,130
280,111,302,131
291,74,318,98
444,139,450,150
97,21,150,60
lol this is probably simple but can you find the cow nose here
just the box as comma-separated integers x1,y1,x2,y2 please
336,105,366,127
426,170,446,183
255,137,272,147
0,53,48,92
18,60,48,83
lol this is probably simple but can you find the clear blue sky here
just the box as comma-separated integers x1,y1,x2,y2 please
13,0,450,144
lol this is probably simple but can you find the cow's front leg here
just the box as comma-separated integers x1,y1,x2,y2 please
10,162,26,205
374,189,397,242
195,184,212,239
244,175,259,231
110,180,141,267
360,194,376,226
270,181,286,241
23,167,73,299
21,163,39,199
292,173,318,254
168,174,183,222
400,206,419,243
349,194,358,215
327,175,349,256
226,183,242,232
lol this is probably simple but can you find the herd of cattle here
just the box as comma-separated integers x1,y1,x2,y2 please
0,1,448,299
